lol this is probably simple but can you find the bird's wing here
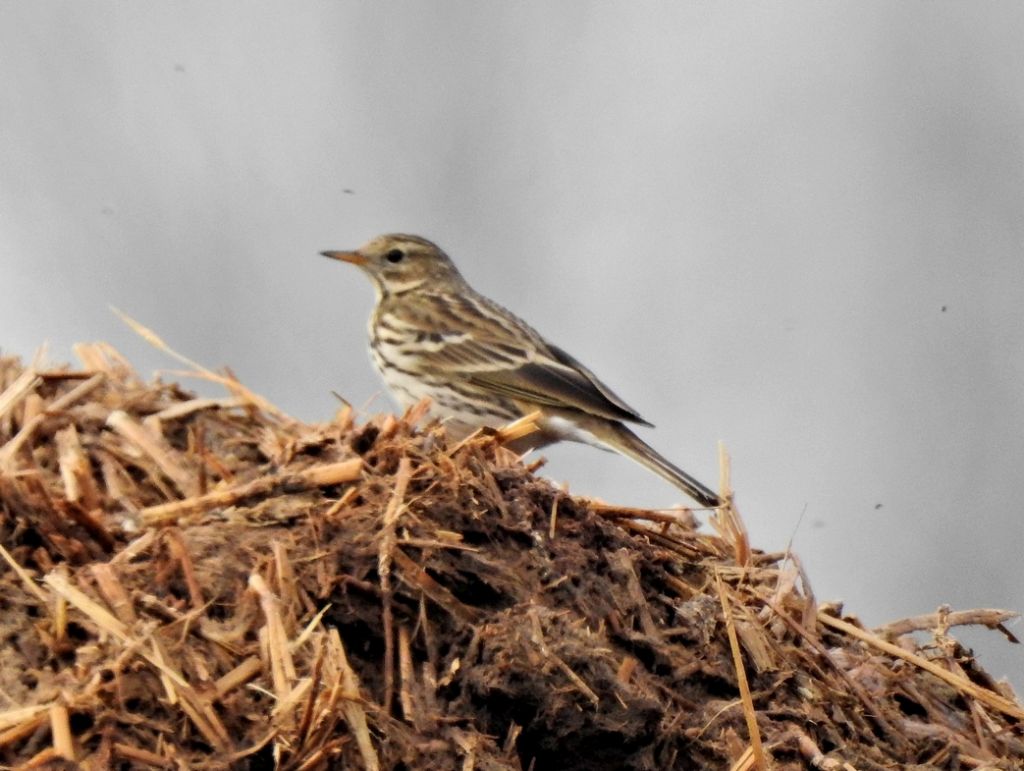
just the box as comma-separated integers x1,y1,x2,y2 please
394,293,652,425
468,353,652,425
543,343,652,426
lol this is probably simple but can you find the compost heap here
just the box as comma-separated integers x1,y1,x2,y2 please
0,344,1021,771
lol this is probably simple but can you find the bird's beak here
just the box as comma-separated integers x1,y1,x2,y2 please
320,250,368,266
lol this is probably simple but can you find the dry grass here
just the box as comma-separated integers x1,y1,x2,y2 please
0,341,1021,770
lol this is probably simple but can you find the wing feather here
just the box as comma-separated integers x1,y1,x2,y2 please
387,293,652,425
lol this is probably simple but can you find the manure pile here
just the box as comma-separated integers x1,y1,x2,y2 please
0,344,1021,770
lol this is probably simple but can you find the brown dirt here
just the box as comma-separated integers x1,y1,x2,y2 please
0,344,1021,770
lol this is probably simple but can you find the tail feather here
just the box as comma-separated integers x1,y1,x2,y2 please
598,422,721,508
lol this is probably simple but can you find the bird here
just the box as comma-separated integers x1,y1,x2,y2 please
320,234,721,507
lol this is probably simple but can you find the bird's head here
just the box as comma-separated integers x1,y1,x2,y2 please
321,234,464,297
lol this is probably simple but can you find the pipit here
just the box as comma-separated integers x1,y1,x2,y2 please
321,234,720,507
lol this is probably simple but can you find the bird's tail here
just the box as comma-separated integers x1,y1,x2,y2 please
596,422,721,508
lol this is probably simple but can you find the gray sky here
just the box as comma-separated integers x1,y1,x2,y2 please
2,2,1022,689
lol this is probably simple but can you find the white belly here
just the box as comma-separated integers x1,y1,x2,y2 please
369,344,510,437
369,343,429,408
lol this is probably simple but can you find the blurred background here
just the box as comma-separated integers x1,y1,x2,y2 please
2,3,1021,690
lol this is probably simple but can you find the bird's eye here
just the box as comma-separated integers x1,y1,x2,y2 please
385,249,405,264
